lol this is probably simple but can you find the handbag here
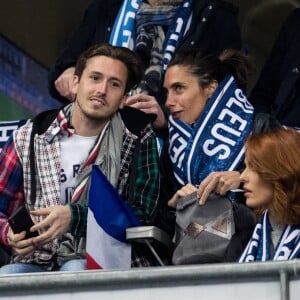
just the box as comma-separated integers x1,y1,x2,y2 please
172,192,235,265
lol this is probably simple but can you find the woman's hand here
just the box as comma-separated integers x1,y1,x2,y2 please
197,171,241,205
54,67,76,101
126,93,167,129
168,183,198,208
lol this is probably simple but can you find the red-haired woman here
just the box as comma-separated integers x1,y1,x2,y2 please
239,127,300,262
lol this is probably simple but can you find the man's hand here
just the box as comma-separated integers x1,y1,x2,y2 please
7,228,36,256
54,67,76,101
168,183,197,208
125,93,167,129
30,205,71,247
197,171,241,205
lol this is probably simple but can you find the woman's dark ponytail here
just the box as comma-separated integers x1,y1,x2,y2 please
218,49,253,91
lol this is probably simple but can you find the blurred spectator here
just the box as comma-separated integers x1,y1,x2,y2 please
249,8,300,128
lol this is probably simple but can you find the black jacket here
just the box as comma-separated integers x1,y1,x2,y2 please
249,9,300,128
48,0,241,103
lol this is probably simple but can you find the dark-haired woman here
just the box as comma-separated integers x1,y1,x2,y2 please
162,48,254,209
156,49,257,256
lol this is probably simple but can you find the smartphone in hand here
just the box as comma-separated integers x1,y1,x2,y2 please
8,205,39,239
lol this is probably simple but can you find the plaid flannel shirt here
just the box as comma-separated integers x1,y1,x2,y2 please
0,111,160,268
0,136,24,246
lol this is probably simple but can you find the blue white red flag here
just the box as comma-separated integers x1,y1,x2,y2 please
86,165,141,270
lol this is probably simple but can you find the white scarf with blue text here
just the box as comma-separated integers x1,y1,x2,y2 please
168,76,254,185
239,210,300,262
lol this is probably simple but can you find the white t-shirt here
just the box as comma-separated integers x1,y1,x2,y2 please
60,134,97,204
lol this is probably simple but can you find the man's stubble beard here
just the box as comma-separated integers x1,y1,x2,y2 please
76,98,112,125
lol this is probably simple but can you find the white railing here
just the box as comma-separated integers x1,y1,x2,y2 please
0,260,300,300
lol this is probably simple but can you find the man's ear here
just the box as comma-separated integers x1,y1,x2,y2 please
205,81,218,98
71,75,79,95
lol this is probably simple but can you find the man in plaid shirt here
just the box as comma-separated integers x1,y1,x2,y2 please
0,44,160,273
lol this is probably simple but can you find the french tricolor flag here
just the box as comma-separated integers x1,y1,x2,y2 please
86,165,141,270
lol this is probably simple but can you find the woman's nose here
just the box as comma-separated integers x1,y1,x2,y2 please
165,93,174,108
239,168,247,182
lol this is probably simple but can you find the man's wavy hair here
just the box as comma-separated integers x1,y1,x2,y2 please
245,127,300,224
74,43,143,93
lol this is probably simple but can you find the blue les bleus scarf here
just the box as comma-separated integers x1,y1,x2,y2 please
239,210,300,262
168,76,254,185
109,0,192,74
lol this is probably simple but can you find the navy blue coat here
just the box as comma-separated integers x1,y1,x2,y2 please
48,0,242,103
249,9,300,127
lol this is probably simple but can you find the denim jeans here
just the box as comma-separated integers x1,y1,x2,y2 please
0,259,87,274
